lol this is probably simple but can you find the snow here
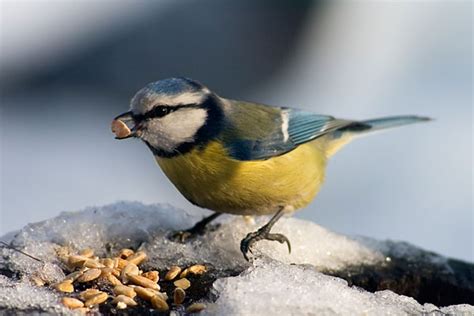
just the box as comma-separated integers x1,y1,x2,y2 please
0,201,472,315
208,259,473,315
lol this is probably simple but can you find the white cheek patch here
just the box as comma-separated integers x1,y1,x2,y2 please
143,108,208,152
162,108,208,142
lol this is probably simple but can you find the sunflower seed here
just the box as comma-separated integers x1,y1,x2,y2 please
111,119,131,139
142,270,159,283
61,297,84,309
121,262,139,284
112,294,138,307
150,295,169,312
173,288,186,305
128,274,159,290
55,280,74,293
84,292,108,306
77,268,102,283
113,285,137,298
173,278,191,290
164,266,182,281
126,251,147,265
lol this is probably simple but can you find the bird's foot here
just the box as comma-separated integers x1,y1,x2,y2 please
240,226,291,261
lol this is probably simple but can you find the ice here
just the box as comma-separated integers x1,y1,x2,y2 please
0,201,472,314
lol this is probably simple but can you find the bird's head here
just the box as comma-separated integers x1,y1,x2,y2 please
112,77,224,157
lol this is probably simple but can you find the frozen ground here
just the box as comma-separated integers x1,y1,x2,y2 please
0,202,473,315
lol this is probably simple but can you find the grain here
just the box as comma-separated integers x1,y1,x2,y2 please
55,280,74,293
173,288,186,305
84,292,108,307
128,274,159,290
77,268,102,283
78,289,101,301
111,119,131,139
142,270,159,283
173,278,191,290
113,285,136,298
126,251,147,265
150,295,169,312
61,297,84,309
112,294,137,307
121,262,139,284
164,266,181,281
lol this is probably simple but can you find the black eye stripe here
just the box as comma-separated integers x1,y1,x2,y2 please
136,103,200,120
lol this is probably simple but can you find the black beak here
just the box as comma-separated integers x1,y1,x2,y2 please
112,111,138,140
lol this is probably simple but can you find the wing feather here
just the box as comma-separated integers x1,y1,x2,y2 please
221,101,352,161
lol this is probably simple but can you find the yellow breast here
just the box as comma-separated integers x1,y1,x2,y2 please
156,139,328,215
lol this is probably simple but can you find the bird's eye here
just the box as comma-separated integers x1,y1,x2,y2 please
147,106,172,118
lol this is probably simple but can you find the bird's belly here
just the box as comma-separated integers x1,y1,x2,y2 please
156,140,327,215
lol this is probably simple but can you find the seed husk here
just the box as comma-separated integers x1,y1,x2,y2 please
128,274,159,290
106,274,123,286
121,262,139,284
126,251,147,265
113,285,136,298
79,289,102,301
61,297,84,309
79,248,94,258
142,270,159,283
116,301,127,309
186,303,206,313
77,268,102,283
112,294,138,307
150,295,169,312
173,287,186,305
164,266,182,281
111,119,131,139
84,292,108,307
118,248,134,259
55,280,74,293
173,278,191,290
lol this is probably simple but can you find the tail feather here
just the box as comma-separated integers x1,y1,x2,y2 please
360,115,431,132
325,115,431,157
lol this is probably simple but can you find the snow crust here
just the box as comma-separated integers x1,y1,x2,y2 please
0,201,472,315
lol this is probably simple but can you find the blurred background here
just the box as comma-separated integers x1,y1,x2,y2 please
0,1,472,261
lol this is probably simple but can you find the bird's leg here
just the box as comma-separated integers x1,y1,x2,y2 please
173,212,222,242
240,207,291,261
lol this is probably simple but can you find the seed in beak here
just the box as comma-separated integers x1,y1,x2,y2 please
111,119,132,139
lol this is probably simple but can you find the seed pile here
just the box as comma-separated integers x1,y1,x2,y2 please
47,247,208,314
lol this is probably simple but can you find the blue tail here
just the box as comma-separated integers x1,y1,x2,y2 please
341,115,431,135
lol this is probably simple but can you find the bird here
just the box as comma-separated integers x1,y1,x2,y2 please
112,77,430,261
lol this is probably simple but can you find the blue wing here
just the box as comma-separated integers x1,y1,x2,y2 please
221,101,353,161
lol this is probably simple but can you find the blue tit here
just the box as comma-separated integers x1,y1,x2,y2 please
112,77,430,260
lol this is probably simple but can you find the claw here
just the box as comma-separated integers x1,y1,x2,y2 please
266,233,291,254
240,230,292,261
